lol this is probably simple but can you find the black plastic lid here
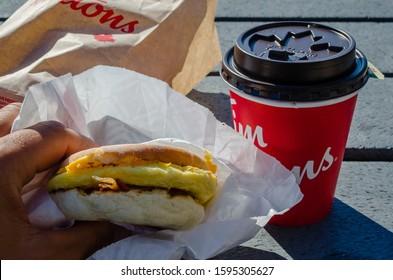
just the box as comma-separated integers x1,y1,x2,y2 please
221,22,369,101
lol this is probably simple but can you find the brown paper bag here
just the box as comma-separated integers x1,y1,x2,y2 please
0,0,221,108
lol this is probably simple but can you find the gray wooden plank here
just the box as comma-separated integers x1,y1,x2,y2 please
2,1,392,19
0,0,26,18
217,0,393,18
215,21,393,74
214,161,393,259
192,77,393,150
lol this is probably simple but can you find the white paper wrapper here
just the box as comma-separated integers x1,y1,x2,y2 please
12,65,303,259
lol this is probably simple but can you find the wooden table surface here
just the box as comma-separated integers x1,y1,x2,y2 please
1,0,392,260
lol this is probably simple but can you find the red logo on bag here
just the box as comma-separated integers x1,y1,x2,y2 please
93,34,115,42
59,0,139,33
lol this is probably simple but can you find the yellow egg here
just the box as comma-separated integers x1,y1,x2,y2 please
48,161,217,205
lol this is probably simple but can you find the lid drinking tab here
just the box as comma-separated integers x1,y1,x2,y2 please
221,22,369,101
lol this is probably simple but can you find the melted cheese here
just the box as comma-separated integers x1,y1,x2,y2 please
66,156,102,171
48,163,217,204
204,151,217,173
64,155,149,172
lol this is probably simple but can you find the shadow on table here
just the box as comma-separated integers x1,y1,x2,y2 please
210,246,286,260
187,90,233,127
213,199,393,260
265,198,393,259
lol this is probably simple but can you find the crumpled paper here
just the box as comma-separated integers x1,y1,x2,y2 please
12,65,303,259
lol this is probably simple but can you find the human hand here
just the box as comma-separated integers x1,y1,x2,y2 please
0,103,129,259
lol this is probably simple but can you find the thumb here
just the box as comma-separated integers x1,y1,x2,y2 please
0,102,21,137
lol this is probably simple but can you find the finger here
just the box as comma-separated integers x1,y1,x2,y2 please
0,102,21,137
35,222,131,259
0,121,96,192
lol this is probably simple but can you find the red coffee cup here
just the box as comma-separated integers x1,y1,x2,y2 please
221,22,369,226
